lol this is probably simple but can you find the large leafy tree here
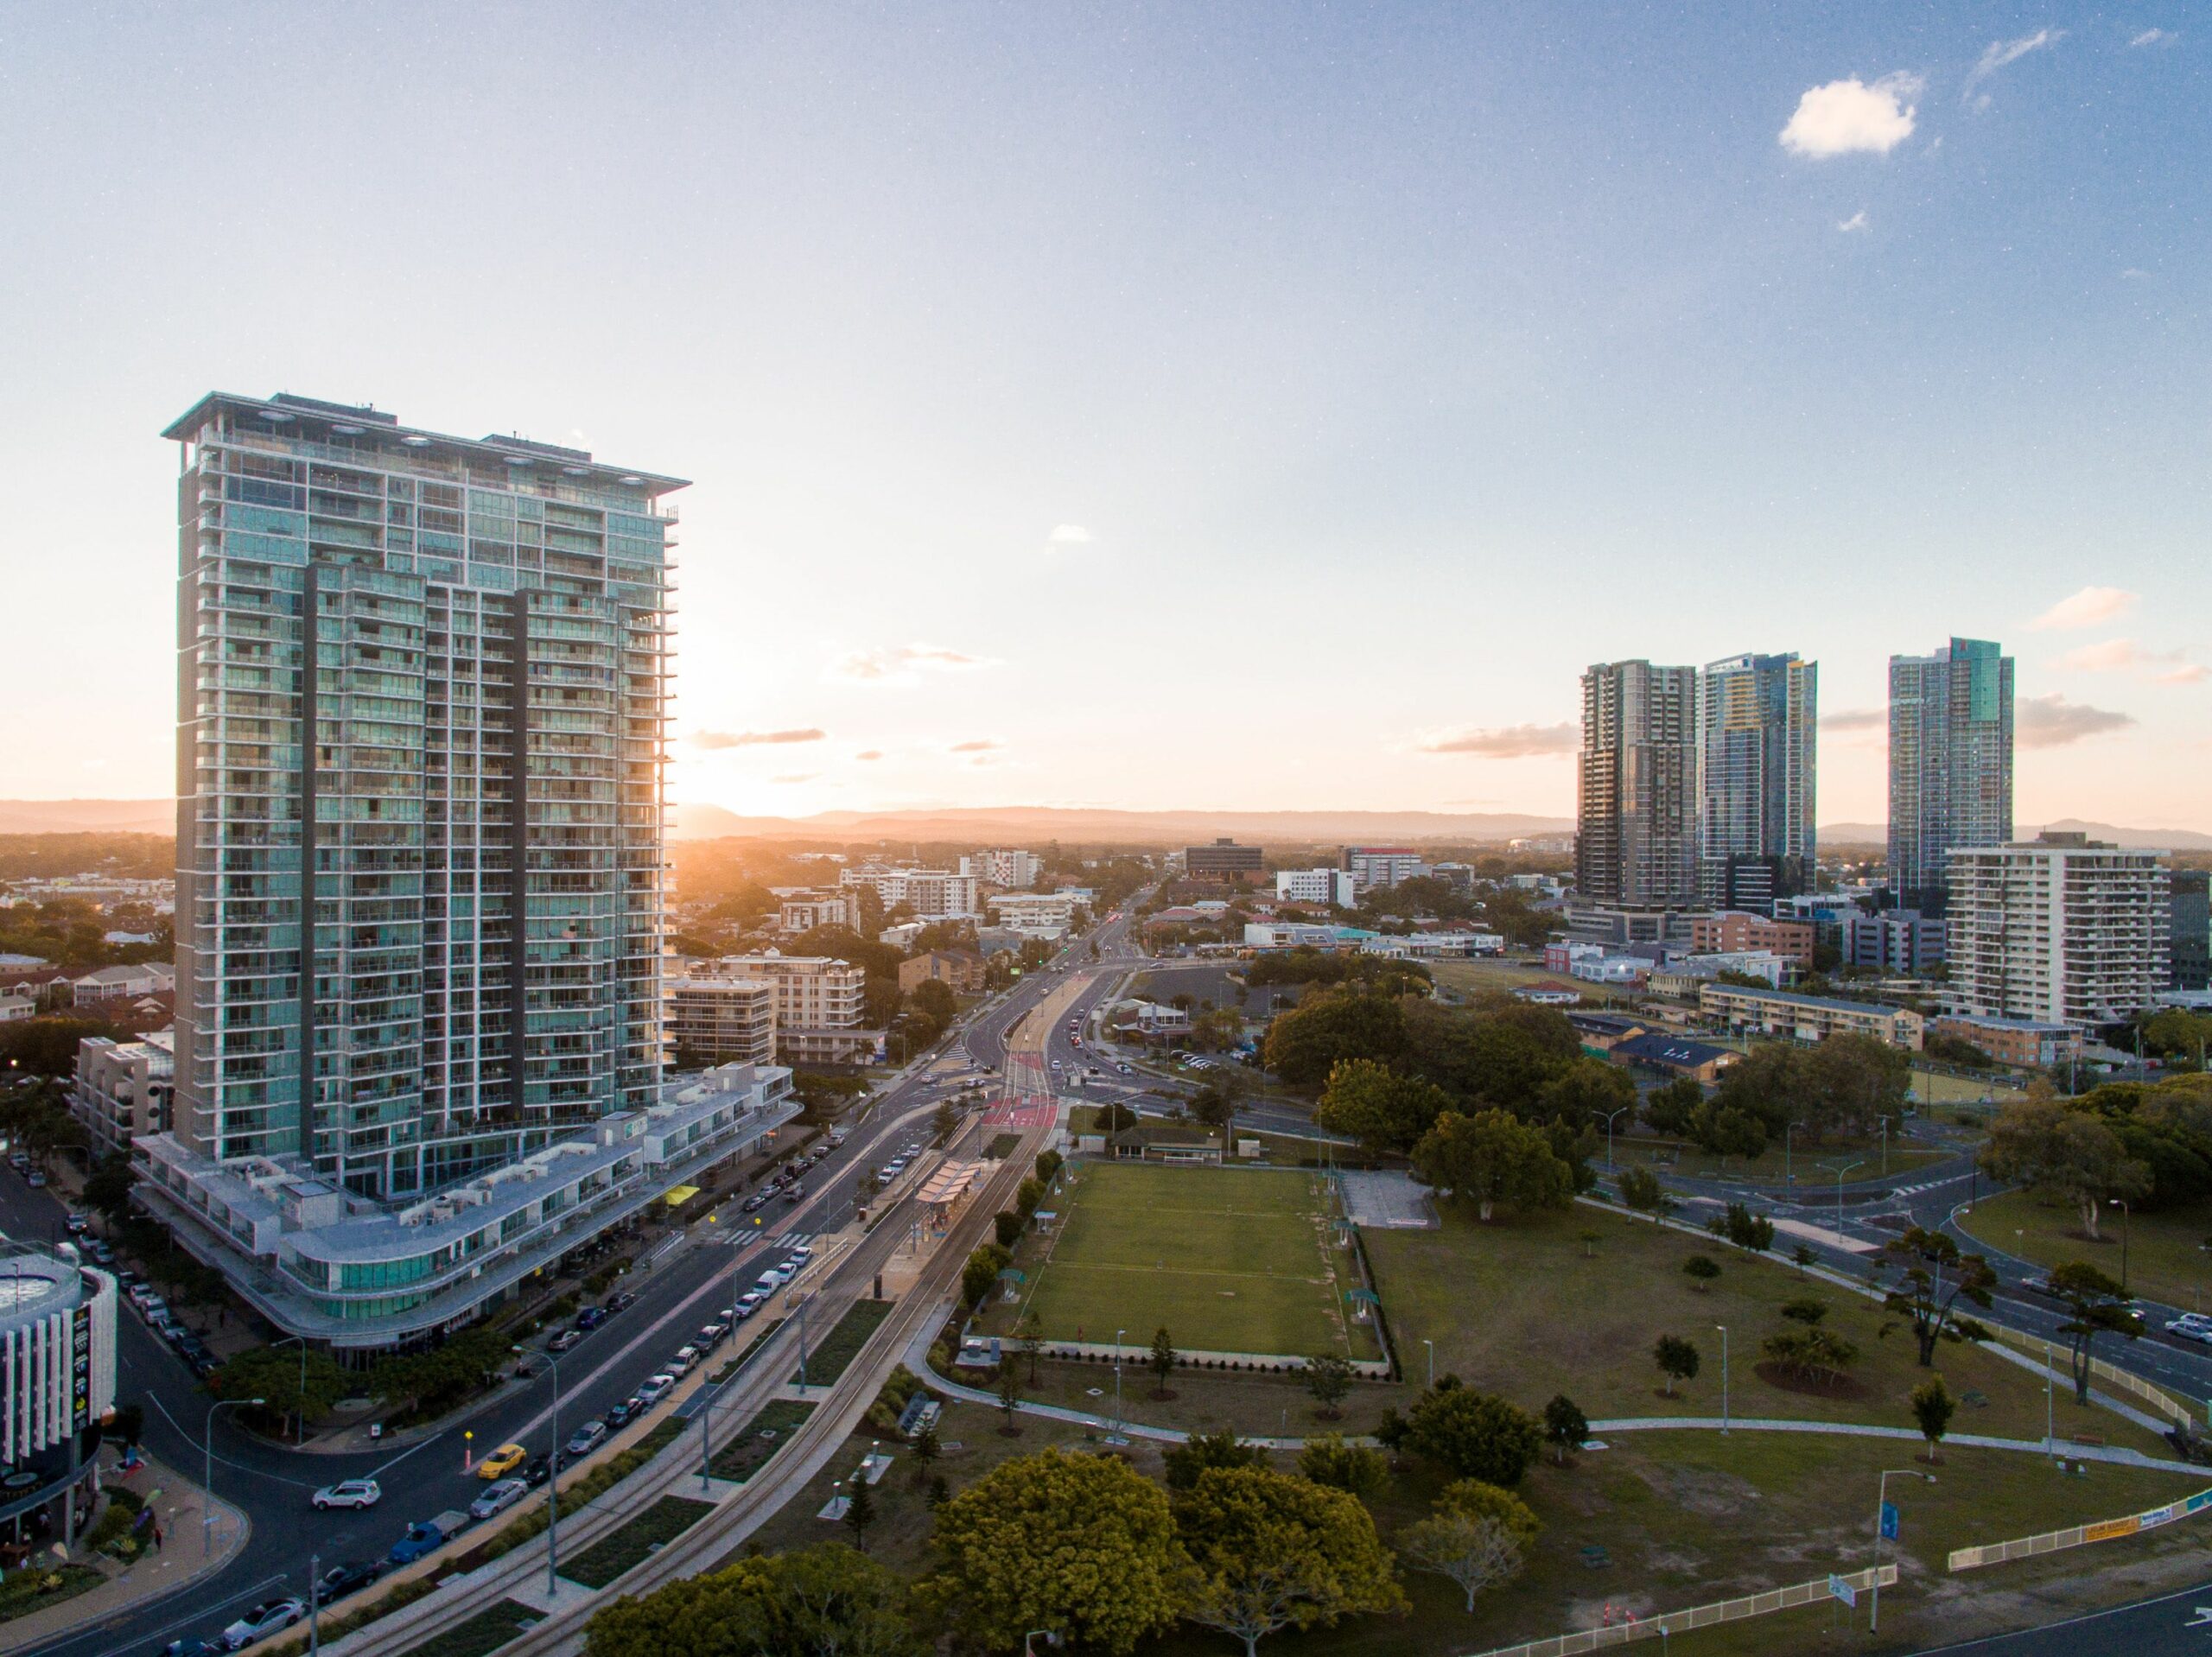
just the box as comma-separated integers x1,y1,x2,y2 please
1878,1227,1997,1366
1173,1466,1407,1656
1261,986,1408,1086
1315,1059,1451,1157
1398,1509,1525,1613
925,1449,1184,1655
585,1542,921,1657
1535,1057,1637,1132
2046,1260,2143,1405
1397,1000,1569,1114
1979,1095,2150,1240
1802,1033,1912,1140
1402,1382,1542,1486
1411,1109,1572,1222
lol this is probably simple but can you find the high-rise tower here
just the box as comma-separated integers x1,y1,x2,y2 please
1888,638,2014,912
1576,661,1699,909
1698,652,1817,909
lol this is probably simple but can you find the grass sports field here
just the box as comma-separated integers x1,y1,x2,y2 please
1014,1162,1363,1358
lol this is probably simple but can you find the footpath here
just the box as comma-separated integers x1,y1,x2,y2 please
0,1448,248,1654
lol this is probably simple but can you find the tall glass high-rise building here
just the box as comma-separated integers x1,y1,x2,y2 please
162,392,680,1199
1576,660,1699,910
1888,637,2014,912
1697,652,1817,909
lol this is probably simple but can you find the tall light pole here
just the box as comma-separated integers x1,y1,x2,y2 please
1714,1326,1729,1433
1784,1121,1800,1190
543,1349,565,1596
1113,1328,1126,1438
1599,1106,1630,1171
271,1334,311,1444
1422,1338,1434,1391
1871,1468,1933,1632
2109,1197,2133,1293
1817,1159,1864,1241
203,1397,262,1558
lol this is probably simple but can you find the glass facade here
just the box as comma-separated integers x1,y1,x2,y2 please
1697,651,1817,906
167,393,678,1202
1887,638,2014,913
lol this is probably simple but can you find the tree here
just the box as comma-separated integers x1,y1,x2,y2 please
1761,1326,1859,1385
1792,1243,1817,1275
1192,1066,1251,1143
1093,1101,1140,1134
1296,1434,1389,1502
1719,1203,1775,1253
911,1423,941,1482
1437,1477,1541,1542
993,1209,1024,1249
1261,986,1408,1086
1617,1165,1669,1221
843,1470,878,1551
1681,1254,1721,1292
1411,1109,1573,1222
1980,1096,2152,1240
1878,1227,1997,1367
933,1100,959,1143
1148,1328,1179,1397
1399,1510,1525,1613
1173,1466,1408,1656
995,1362,1022,1432
1642,1076,1706,1136
1403,1384,1542,1486
924,1450,1183,1655
585,1541,922,1657
1689,1101,1768,1162
2047,1260,2143,1405
1910,1374,1957,1463
1315,1059,1450,1157
1802,1034,1912,1140
1165,1431,1267,1491
1780,1297,1827,1326
961,1243,1012,1308
1653,1335,1700,1396
1536,1057,1637,1132
1014,1310,1045,1384
83,1151,137,1224
212,1344,352,1436
1541,1395,1588,1465
1303,1352,1354,1419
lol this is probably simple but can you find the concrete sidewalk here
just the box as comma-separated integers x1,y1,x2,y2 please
0,1450,249,1654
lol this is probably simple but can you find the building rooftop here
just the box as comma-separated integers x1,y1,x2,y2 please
1705,983,1916,1019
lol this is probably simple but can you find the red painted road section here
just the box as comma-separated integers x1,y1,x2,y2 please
986,1051,1057,1128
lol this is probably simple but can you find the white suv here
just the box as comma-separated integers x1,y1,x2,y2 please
312,1479,381,1511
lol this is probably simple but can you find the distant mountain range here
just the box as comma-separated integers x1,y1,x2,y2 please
4,799,2205,852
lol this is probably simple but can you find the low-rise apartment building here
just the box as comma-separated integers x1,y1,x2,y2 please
1342,847,1427,889
1689,911,1815,964
72,1028,175,1155
1698,981,1925,1049
987,892,1082,936
842,867,980,918
69,963,175,1005
664,975,777,1066
899,949,987,994
778,890,858,935
1928,1013,2082,1070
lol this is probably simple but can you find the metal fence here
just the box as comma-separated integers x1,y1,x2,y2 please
1459,1565,1896,1657
1986,1324,2202,1428
1949,1485,2212,1571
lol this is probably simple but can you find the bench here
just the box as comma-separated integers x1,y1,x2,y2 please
2070,1432,2107,1448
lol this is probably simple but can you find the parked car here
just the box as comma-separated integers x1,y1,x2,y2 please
636,1373,677,1407
563,1420,608,1458
696,1320,730,1346
312,1479,381,1511
755,1268,790,1292
160,1638,221,1657
786,1242,815,1261
524,1456,555,1488
666,1345,700,1376
477,1442,528,1480
547,1328,584,1354
25,1171,46,1187
468,1478,527,1521
63,1213,88,1235
733,1295,762,1319
315,1560,386,1603
2164,1313,2212,1345
387,1510,471,1565
606,1290,637,1313
604,1398,638,1430
219,1599,305,1650
741,1193,768,1213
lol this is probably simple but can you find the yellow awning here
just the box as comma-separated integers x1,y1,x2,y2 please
664,1184,701,1207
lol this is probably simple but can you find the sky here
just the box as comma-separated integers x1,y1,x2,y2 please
2,3,2207,829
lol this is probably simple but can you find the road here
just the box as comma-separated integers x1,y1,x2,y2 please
1910,1578,2212,1654
15,904,1144,1657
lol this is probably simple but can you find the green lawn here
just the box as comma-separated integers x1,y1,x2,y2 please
1363,1203,2173,1456
996,1161,1359,1358
560,1495,715,1590
796,1298,895,1387
1609,1131,1948,1186
1429,959,1638,1004
395,1600,542,1657
1960,1188,2212,1314
710,1399,818,1482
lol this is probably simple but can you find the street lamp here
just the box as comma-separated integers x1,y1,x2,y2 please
1422,1338,1434,1391
203,1397,263,1557
543,1349,567,1596
1024,1632,1064,1654
1113,1328,1126,1437
1714,1326,1728,1434
1870,1468,1934,1633
2108,1197,2133,1294
1599,1106,1630,1171
1817,1159,1865,1241
271,1333,311,1444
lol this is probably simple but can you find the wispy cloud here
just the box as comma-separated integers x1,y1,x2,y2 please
1963,29,2063,110
2017,693,2134,748
855,749,884,762
2029,585,2139,631
1822,708,1886,737
2129,28,2170,48
691,727,825,749
1837,210,1871,233
949,739,1002,753
1415,721,1578,759
827,643,997,683
1047,524,1092,547
2058,637,2205,684
769,772,819,784
1779,73,1924,157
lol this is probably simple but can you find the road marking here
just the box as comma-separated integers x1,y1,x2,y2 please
80,1571,292,1657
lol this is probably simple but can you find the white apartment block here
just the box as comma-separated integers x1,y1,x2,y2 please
664,975,777,1066
841,867,980,918
778,889,858,935
987,891,1082,936
1343,847,1428,889
1277,868,1357,906
962,849,1042,889
73,1028,176,1156
1946,835,2171,1026
707,953,878,1064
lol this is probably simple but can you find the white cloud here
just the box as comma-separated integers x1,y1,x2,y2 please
1963,29,2063,109
826,643,998,683
855,749,884,762
1415,721,1578,759
1779,73,1924,158
769,772,819,784
1837,210,1870,233
2029,585,2139,631
2130,28,2169,47
2017,693,2133,748
690,726,825,749
949,739,1002,753
2058,636,2206,684
1047,524,1092,547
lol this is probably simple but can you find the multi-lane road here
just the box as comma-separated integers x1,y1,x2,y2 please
19,907,1145,1657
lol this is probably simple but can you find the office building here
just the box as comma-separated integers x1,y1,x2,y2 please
1276,868,1357,906
1185,839,1265,878
142,392,691,1339
708,953,876,1064
1342,847,1427,890
1698,651,1817,907
1945,834,2171,1027
1688,911,1815,965
2172,870,2210,992
664,975,777,1066
1577,660,1699,909
1699,982,1925,1050
1842,909,1946,975
72,1029,175,1157
962,850,1042,890
1889,638,2014,911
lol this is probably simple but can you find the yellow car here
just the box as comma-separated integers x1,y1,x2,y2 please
477,1443,528,1480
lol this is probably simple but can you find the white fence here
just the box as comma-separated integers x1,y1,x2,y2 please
1460,1565,1896,1656
1949,1484,2212,1571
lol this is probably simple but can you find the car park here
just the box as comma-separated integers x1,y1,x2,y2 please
548,1328,584,1354
477,1442,527,1480
563,1420,608,1458
221,1599,306,1650
468,1478,528,1521
312,1479,381,1511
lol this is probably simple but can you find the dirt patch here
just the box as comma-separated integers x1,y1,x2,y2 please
1635,1462,1764,1519
1753,1360,1872,1400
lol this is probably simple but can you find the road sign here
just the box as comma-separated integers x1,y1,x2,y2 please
1879,1500,1900,1540
1828,1574,1858,1608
